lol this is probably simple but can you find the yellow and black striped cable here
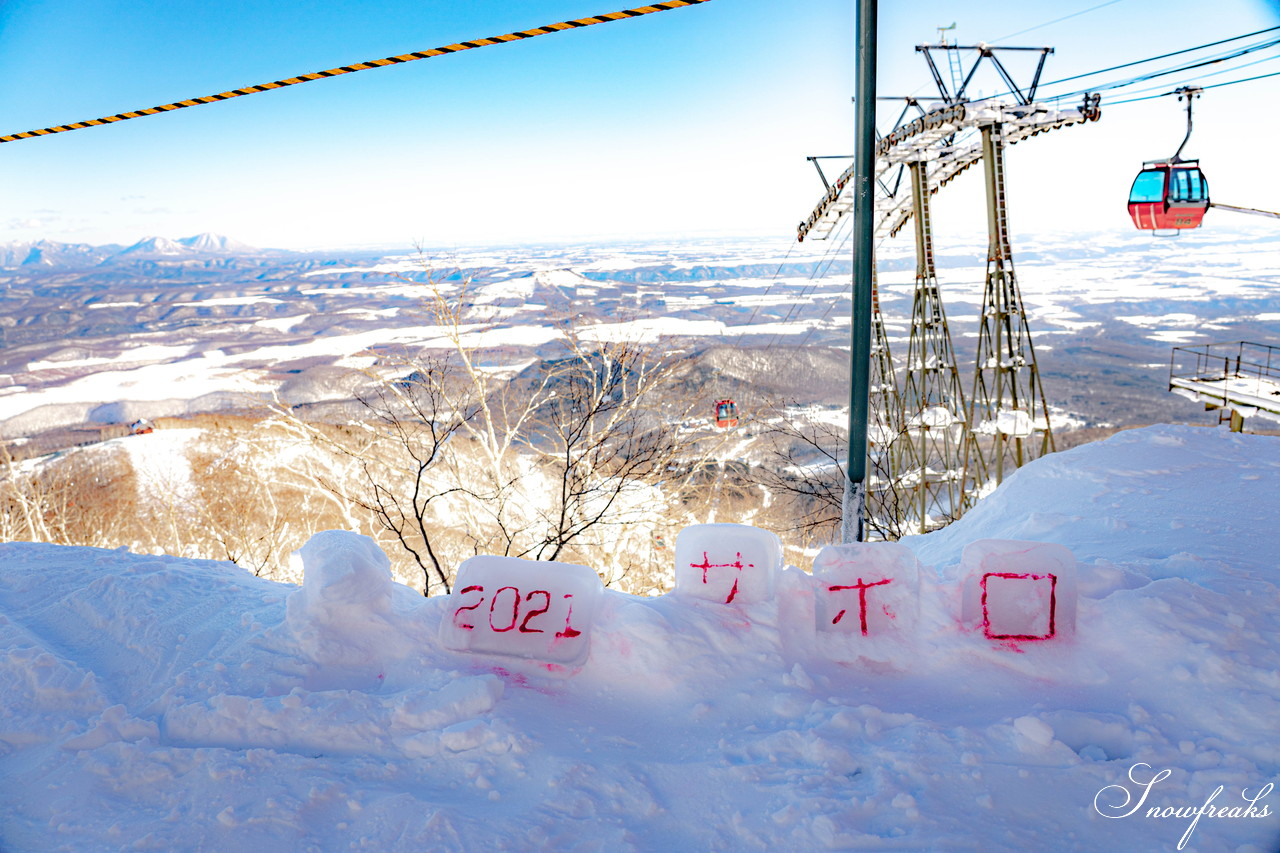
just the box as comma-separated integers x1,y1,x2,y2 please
0,0,711,145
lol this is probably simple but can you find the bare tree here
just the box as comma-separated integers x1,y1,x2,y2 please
520,332,688,562
183,425,351,579
341,361,471,595
270,271,720,595
757,405,909,544
0,443,136,548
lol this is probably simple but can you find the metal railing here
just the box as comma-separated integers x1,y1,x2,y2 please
1170,341,1279,383
1169,341,1280,417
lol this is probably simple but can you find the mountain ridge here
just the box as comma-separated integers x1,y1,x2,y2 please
0,234,272,268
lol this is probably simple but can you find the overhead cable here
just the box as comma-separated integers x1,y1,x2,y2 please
1047,37,1280,100
1106,68,1280,104
991,0,1126,43
1037,24,1280,87
0,0,712,145
1092,49,1280,101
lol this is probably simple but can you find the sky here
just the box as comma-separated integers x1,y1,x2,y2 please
0,0,1278,251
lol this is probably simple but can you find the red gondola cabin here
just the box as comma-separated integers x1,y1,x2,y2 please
713,399,739,429
1127,159,1209,231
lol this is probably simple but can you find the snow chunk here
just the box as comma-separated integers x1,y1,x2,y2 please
62,704,158,751
289,530,394,616
673,523,781,606
285,531,414,689
813,541,920,665
439,555,603,670
1013,714,1055,749
961,539,1077,642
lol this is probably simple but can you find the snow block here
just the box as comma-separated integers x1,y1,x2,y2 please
439,555,603,669
813,542,919,650
960,539,1077,642
286,530,414,687
290,530,395,617
673,523,781,606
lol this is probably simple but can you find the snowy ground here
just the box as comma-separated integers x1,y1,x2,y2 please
1,424,1277,851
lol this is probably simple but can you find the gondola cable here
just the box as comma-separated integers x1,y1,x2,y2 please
1045,37,1280,102
1107,68,1280,104
1084,48,1280,102
729,238,799,351
1035,24,1280,88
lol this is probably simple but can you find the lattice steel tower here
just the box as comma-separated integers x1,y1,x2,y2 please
798,44,1100,531
894,159,976,532
865,264,908,535
963,124,1056,497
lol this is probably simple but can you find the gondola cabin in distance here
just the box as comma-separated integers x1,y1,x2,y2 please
1127,158,1210,231
713,399,739,429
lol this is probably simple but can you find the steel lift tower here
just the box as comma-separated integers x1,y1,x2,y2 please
965,121,1057,495
805,162,906,534
896,159,974,531
798,43,1101,535
865,266,908,534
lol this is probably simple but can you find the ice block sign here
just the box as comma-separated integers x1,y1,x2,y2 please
961,539,1077,642
814,542,919,644
674,523,780,605
439,555,602,668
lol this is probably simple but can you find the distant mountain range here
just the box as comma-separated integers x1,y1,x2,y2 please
0,234,269,268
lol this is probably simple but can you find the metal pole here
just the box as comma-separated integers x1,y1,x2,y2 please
841,0,877,544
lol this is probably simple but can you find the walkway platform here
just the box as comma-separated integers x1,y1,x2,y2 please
1169,341,1280,428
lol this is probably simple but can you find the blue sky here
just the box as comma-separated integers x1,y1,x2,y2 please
1,0,1277,250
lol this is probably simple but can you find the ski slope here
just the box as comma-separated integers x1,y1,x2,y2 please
0,424,1277,851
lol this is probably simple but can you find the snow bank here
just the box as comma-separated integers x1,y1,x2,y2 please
285,530,421,690
0,424,1277,851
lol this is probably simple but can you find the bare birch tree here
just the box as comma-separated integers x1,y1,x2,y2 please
271,270,721,595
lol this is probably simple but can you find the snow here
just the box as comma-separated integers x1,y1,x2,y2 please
439,555,603,671
254,315,308,333
0,352,272,424
958,540,1077,641
0,324,566,426
25,344,196,373
1,424,1279,851
114,428,201,511
172,296,285,308
285,530,416,691
1170,374,1280,423
579,317,730,343
812,542,920,665
673,523,781,606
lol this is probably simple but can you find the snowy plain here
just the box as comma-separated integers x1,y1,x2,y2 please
4,226,1279,438
1,423,1277,851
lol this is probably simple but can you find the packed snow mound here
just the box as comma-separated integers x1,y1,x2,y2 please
285,531,421,689
1,424,1278,851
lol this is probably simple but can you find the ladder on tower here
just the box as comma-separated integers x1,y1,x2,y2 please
937,23,963,99
895,159,972,533
945,46,964,96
